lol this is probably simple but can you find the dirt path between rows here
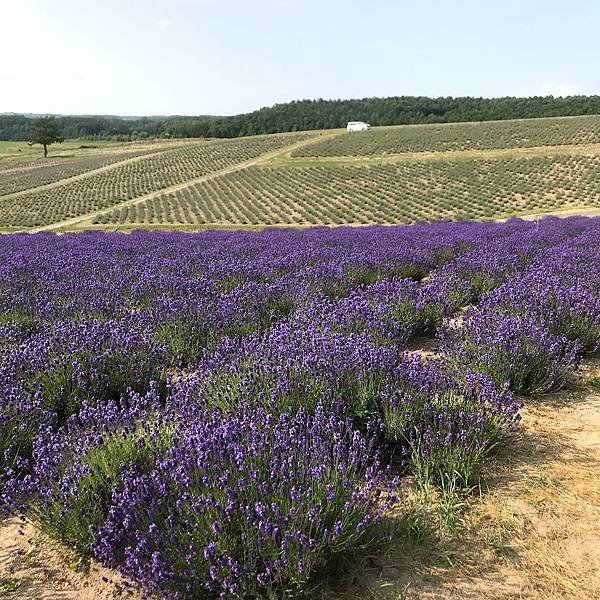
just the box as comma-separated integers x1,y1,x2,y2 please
505,206,600,221
0,517,140,599
69,207,600,233
34,134,335,233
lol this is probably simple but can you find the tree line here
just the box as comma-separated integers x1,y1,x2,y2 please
3,95,600,141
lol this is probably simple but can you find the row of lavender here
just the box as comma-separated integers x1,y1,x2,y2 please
1,219,599,598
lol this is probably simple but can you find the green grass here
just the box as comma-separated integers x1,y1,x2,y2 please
0,139,136,161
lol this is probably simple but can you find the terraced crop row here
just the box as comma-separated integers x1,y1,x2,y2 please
0,148,166,196
0,133,316,228
0,156,75,172
292,115,600,157
95,153,600,226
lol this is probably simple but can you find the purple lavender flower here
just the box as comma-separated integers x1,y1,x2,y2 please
0,216,598,596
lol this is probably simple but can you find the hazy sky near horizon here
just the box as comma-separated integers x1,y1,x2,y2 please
1,0,598,116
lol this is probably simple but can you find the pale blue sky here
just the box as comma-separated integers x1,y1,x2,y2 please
1,0,598,115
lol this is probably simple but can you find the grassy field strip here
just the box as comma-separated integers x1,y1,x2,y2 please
274,142,600,167
31,133,334,232
500,206,600,221
0,142,200,202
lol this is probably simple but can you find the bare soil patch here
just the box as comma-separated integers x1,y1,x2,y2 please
0,517,140,599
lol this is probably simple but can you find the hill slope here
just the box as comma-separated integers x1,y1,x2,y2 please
3,116,600,231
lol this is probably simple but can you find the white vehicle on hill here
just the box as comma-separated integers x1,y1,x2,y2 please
346,121,371,132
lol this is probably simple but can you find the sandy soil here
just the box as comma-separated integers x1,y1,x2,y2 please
0,517,140,599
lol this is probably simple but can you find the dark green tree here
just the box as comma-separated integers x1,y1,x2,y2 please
30,116,64,157
0,95,598,142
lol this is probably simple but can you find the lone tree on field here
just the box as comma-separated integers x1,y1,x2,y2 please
30,116,64,158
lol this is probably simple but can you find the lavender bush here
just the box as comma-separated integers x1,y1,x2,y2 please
23,386,168,553
0,217,598,596
32,399,392,598
483,272,600,352
440,309,581,395
378,355,520,486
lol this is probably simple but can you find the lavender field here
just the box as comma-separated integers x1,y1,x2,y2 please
1,218,599,598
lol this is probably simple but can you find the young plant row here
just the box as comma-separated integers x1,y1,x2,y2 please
96,153,600,226
0,147,164,197
0,132,315,228
293,114,600,157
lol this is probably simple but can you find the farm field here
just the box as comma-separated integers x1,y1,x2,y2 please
0,132,320,229
0,147,167,196
98,153,600,226
0,218,599,598
4,115,600,231
0,138,181,169
292,114,600,156
0,138,133,161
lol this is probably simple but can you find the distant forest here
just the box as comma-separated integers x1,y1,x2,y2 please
3,95,600,141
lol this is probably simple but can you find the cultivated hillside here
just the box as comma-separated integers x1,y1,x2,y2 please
2,116,600,231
